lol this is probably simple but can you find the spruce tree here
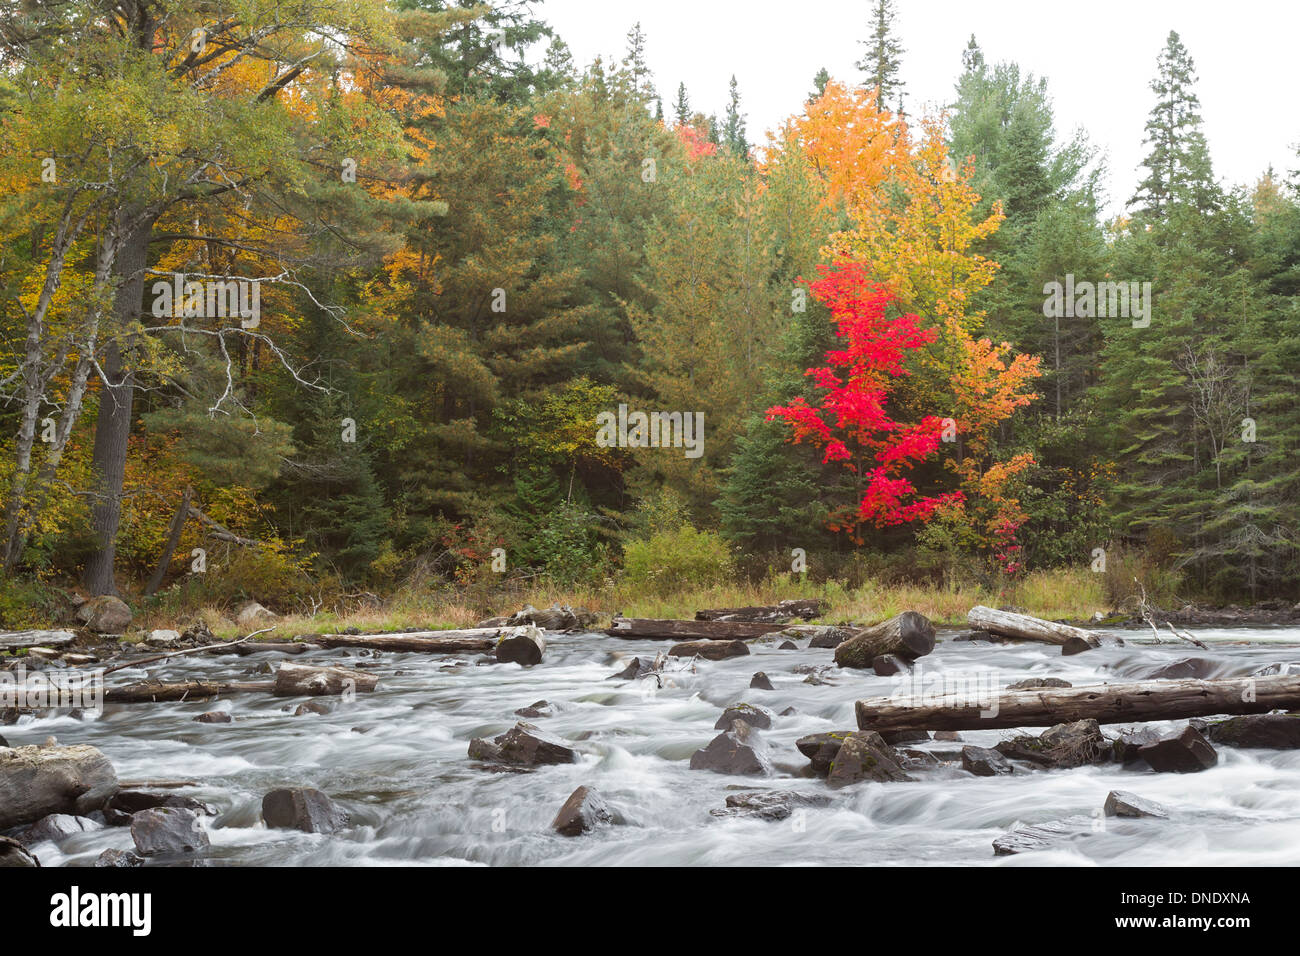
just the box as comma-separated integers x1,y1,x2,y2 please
856,0,905,112
723,76,749,156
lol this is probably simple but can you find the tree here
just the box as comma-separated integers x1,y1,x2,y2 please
673,82,691,126
724,76,749,157
856,0,906,113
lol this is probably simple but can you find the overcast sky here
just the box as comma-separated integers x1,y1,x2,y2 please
538,0,1299,216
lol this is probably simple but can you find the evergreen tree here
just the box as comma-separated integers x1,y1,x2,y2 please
673,82,691,125
856,0,905,112
723,75,749,156
808,67,831,104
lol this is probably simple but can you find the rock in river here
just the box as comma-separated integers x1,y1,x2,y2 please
1137,726,1218,773
551,785,613,836
714,702,774,731
826,732,912,788
690,720,772,775
962,745,1013,776
262,787,349,834
1202,713,1300,749
130,807,209,855
1104,790,1168,818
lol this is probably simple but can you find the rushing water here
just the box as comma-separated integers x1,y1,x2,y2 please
9,626,1300,866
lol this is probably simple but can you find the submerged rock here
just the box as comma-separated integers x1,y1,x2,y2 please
551,785,613,836
469,722,579,767
261,787,349,834
993,816,1092,856
962,745,1013,776
710,790,832,821
826,731,912,788
15,812,102,845
95,848,144,867
1104,790,1168,819
514,700,553,718
749,672,774,690
689,720,772,775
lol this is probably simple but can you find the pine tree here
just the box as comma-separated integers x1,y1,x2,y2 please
673,82,691,126
856,0,905,112
723,76,749,157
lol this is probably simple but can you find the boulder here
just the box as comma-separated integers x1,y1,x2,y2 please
796,731,854,775
0,744,118,829
799,626,856,649
146,629,182,647
689,719,772,775
1113,727,1164,764
1202,713,1300,749
130,807,209,855
710,790,832,821
15,813,102,845
103,790,214,826
962,745,1013,776
1104,790,1169,819
714,702,774,731
95,849,144,867
0,835,38,867
934,730,963,741
872,653,909,676
749,671,774,690
1061,635,1100,656
469,722,578,767
293,700,331,717
550,785,613,836
667,640,749,660
778,640,799,651
826,731,912,788
261,787,349,834
1137,726,1218,773
75,595,132,633
235,601,277,629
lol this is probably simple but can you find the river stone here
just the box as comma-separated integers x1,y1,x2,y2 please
749,672,774,690
689,719,772,775
1141,657,1219,680
0,744,119,829
193,710,232,724
935,730,963,741
551,785,613,836
95,848,144,867
710,790,833,821
607,656,661,681
261,787,349,833
1005,677,1073,690
714,702,774,731
778,640,799,650
0,733,8,748
668,640,749,661
1113,727,1164,763
1202,713,1300,749
1137,726,1218,773
514,700,553,718
1061,635,1101,656
826,732,912,788
493,722,579,766
872,653,909,676
802,626,856,649
75,595,132,633
294,700,331,716
130,807,209,855
962,745,1013,776
0,835,39,867
796,732,855,775
16,812,102,845
1104,790,1169,818
993,816,1092,855
146,629,182,647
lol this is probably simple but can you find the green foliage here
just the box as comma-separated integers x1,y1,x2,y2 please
622,524,733,595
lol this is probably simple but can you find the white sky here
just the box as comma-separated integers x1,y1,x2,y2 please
538,0,1300,216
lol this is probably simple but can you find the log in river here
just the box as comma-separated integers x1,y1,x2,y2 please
855,674,1300,733
967,605,1094,645
607,617,777,640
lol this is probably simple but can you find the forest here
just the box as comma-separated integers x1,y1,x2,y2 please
2,0,1298,635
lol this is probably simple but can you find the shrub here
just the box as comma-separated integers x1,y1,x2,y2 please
622,525,732,595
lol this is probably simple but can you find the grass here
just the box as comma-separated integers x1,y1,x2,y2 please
140,566,1109,639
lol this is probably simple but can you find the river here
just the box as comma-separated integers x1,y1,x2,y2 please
10,626,1300,866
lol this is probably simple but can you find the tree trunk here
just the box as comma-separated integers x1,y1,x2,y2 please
834,611,935,669
694,599,825,623
144,485,193,596
0,630,75,650
313,630,505,653
607,617,777,640
104,680,275,703
854,675,1300,734
83,210,155,596
272,662,379,697
967,605,1093,645
494,626,545,665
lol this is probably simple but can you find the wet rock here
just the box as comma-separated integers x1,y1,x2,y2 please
749,672,774,690
826,732,912,788
103,791,214,825
181,622,217,644
1005,677,1073,690
1141,657,1219,680
1113,727,1164,764
261,787,348,834
950,629,995,642
293,700,331,717
235,601,278,629
15,813,102,845
607,656,661,680
993,816,1092,855
689,719,772,775
779,706,798,716
467,737,503,762
667,640,749,660
1104,790,1168,818
0,744,119,829
880,729,930,745
934,730,963,741
710,790,832,821
550,785,613,836
0,733,8,747
1062,635,1100,656
796,732,855,775
801,626,856,649
778,641,799,651
130,807,209,855
872,654,909,676
146,629,182,647
193,710,231,724
1202,713,1300,749
75,595,132,633
996,719,1110,769
714,702,774,731
514,700,553,718
469,722,578,767
1137,726,1218,773
95,848,144,867
962,745,1013,776
0,835,38,867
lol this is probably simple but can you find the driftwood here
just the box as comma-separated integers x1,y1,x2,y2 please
105,679,275,703
495,626,546,665
272,662,378,697
607,617,775,641
854,675,1300,734
694,599,825,623
835,612,935,669
967,606,1094,645
0,630,75,651
313,629,505,653
0,744,119,829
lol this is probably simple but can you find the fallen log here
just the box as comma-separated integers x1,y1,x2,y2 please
694,599,825,623
105,680,275,703
273,662,378,697
607,617,775,640
835,611,935,669
0,744,119,828
313,629,505,653
495,626,546,666
0,630,76,651
855,675,1300,734
967,605,1093,645
668,640,750,660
